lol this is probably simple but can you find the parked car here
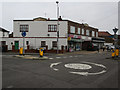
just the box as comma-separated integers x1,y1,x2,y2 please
87,43,98,51
110,45,115,49
106,45,115,51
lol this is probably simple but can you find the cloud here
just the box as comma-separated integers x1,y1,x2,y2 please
2,2,118,34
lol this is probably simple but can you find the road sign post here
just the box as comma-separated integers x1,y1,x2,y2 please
21,32,26,55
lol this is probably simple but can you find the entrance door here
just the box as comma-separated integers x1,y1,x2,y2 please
15,41,19,50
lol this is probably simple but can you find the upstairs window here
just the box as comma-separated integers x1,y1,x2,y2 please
96,32,98,37
20,25,29,32
86,30,89,36
92,31,95,37
48,25,57,32
78,28,80,34
82,28,84,35
70,26,75,33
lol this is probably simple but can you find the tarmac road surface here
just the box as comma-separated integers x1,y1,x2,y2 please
2,51,119,88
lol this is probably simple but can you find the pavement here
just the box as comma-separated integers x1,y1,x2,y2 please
13,55,49,60
2,49,108,60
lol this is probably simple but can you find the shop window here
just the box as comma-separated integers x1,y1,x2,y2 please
48,25,57,32
52,41,57,47
70,26,75,33
41,41,46,47
78,28,80,34
82,28,84,35
20,25,29,32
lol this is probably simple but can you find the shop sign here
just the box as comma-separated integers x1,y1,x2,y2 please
81,36,92,41
68,34,81,39
70,38,83,42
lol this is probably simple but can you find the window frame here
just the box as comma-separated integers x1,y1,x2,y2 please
78,28,80,34
86,30,90,36
92,31,95,37
48,25,57,32
96,32,98,37
20,25,29,32
70,26,75,34
41,41,46,47
52,41,57,47
82,28,84,35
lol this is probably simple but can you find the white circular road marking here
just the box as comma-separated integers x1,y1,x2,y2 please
50,61,107,76
64,63,92,70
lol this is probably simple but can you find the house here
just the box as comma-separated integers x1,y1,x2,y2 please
0,27,9,38
0,27,9,52
98,31,114,46
5,17,105,53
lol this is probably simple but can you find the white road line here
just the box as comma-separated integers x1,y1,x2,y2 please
49,58,53,60
50,62,61,71
70,70,106,76
6,85,14,88
69,56,73,57
56,57,61,59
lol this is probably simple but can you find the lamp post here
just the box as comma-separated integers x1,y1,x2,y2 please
56,1,59,54
113,27,118,58
113,27,118,49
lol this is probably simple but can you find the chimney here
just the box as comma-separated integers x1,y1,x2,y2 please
58,16,62,21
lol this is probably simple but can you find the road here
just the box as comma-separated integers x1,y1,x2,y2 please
2,51,119,88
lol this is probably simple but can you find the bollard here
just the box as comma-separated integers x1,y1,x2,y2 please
19,47,23,55
112,49,115,58
39,48,43,57
115,49,119,57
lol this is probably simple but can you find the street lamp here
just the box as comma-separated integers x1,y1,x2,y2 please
113,27,118,49
56,1,59,54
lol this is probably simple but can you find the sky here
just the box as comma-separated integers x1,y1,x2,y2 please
0,0,119,35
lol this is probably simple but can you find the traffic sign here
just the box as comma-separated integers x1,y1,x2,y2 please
21,32,26,37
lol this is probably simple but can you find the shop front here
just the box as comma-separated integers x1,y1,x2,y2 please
68,34,84,52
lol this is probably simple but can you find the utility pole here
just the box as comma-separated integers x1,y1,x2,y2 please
56,1,59,54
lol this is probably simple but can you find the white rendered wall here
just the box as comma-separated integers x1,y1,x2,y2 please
0,31,2,37
3,37,68,50
13,21,68,38
0,31,9,37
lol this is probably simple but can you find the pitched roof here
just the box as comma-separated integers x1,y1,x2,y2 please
0,27,9,32
98,31,111,37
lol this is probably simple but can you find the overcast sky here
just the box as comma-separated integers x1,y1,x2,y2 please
0,0,119,34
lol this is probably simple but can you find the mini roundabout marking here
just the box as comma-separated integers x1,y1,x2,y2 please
50,61,107,76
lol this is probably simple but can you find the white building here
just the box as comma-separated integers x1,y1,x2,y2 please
0,27,9,38
3,17,105,53
0,27,9,51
